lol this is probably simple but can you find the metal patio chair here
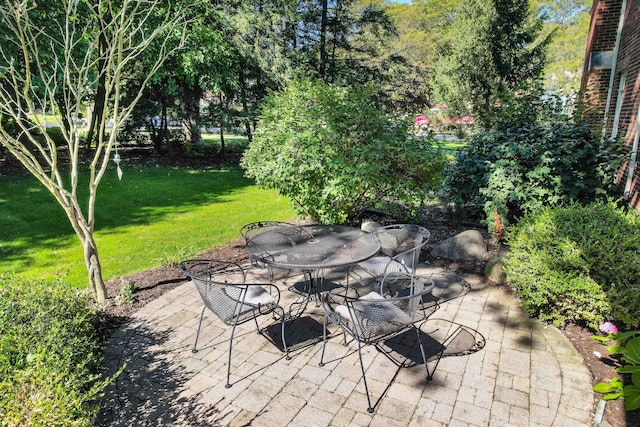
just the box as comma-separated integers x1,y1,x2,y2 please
353,224,430,280
179,259,288,388
319,272,441,413
240,221,294,281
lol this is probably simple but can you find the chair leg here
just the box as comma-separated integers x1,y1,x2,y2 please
278,306,290,360
226,320,239,389
415,326,444,381
318,314,329,367
356,340,374,413
192,306,206,353
252,315,261,333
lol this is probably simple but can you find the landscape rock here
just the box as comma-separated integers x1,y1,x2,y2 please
430,229,487,261
361,219,382,232
485,248,509,284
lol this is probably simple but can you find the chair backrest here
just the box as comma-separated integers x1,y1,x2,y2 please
179,259,262,325
372,224,430,271
240,221,293,242
379,272,431,319
332,273,434,342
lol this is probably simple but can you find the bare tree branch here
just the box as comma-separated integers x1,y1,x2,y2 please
0,0,190,303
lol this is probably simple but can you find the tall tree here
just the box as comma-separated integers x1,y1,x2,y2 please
532,0,591,96
432,0,550,123
0,0,187,303
222,0,296,141
172,5,233,146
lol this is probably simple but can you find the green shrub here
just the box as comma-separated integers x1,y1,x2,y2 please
240,77,448,224
45,126,67,147
440,100,624,230
504,200,640,330
0,275,116,426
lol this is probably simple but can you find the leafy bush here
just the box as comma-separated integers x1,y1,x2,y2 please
504,200,640,330
240,78,448,224
0,275,116,426
440,100,624,229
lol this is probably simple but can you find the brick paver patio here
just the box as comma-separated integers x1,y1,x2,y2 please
97,265,595,427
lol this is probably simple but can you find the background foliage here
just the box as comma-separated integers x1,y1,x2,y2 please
431,0,550,121
504,200,640,330
241,78,447,224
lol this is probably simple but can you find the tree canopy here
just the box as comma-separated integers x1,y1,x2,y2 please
431,0,551,122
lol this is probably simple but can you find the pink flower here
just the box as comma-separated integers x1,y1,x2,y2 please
599,322,618,334
415,115,428,127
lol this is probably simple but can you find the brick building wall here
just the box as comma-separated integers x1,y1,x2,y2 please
581,0,640,211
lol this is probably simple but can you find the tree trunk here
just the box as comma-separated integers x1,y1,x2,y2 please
182,86,202,145
319,0,329,79
84,233,107,304
85,3,109,149
219,126,225,154
238,66,253,143
86,81,106,149
61,200,108,304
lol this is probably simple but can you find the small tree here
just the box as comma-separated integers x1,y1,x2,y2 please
241,78,447,224
0,0,187,303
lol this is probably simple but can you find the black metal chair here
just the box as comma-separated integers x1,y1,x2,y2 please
179,259,288,388
240,221,294,281
354,224,431,278
319,272,441,413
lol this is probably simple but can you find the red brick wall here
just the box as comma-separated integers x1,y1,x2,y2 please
581,0,640,212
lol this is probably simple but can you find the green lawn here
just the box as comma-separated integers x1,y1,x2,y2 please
439,140,467,151
428,135,468,151
202,133,250,152
0,165,296,287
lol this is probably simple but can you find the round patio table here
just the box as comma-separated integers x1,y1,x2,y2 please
245,224,381,271
245,223,381,346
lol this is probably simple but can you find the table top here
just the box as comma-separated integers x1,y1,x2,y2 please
245,224,381,270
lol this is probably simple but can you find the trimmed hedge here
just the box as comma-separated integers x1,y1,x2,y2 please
504,200,640,331
0,275,115,426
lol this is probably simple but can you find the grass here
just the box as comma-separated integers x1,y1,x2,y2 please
439,140,467,151
0,165,296,287
29,113,61,124
202,133,250,152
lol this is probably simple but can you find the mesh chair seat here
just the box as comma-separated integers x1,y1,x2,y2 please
191,278,278,324
356,257,408,276
333,291,414,341
354,224,430,279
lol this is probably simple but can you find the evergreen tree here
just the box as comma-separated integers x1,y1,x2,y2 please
433,0,550,124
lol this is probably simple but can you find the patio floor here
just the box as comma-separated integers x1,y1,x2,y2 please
96,264,595,427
